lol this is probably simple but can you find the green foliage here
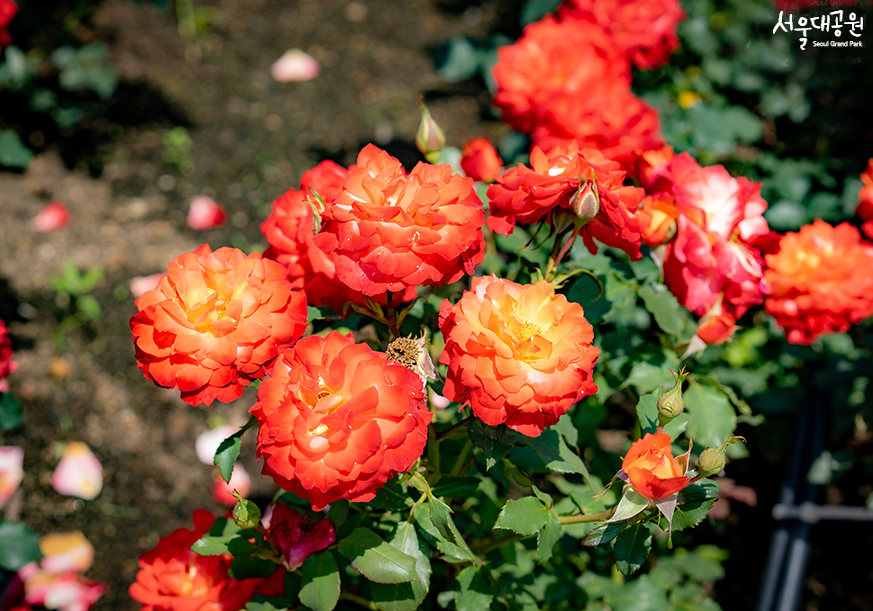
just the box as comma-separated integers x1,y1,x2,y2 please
0,522,43,570
0,391,23,430
299,552,341,611
337,528,419,584
48,261,105,347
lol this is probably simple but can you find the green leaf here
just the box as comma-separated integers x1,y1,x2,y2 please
191,518,243,555
494,497,549,536
521,429,596,491
580,522,625,548
427,493,456,544
0,392,23,430
684,383,737,448
456,566,493,611
231,550,279,580
0,130,34,168
536,512,562,563
431,476,480,499
368,481,414,511
636,392,659,436
0,522,43,570
612,523,653,576
411,504,475,564
638,284,686,336
299,551,340,611
214,430,243,483
605,575,669,611
469,420,514,470
371,521,431,611
607,488,651,523
337,528,418,584
673,479,720,532
434,37,480,82
520,0,561,25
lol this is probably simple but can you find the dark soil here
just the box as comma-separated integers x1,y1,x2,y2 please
0,1,870,610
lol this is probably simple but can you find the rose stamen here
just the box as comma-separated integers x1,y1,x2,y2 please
516,322,543,342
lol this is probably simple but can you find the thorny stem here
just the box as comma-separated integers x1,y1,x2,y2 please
557,506,616,525
385,292,402,338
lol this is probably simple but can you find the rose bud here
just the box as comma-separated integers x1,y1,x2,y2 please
187,195,227,231
271,48,320,82
697,311,736,346
51,442,103,500
232,494,262,530
698,435,745,478
460,137,503,183
658,367,688,425
570,182,600,222
622,433,690,500
32,201,70,233
415,96,446,162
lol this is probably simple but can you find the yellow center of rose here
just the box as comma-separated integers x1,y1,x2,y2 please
516,322,543,342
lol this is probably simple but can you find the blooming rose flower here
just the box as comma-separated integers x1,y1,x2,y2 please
271,49,320,82
130,245,307,406
0,317,17,393
530,86,664,172
697,311,737,346
130,509,283,611
314,145,485,296
637,195,678,246
267,504,336,571
439,275,599,437
558,0,685,70
460,137,503,183
51,442,103,500
0,445,24,505
187,196,227,231
32,201,70,233
764,220,873,344
622,433,690,500
251,331,432,510
654,153,771,318
486,144,645,260
855,159,873,239
492,15,630,134
212,462,251,506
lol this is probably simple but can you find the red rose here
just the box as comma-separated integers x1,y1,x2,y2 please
0,0,17,49
314,145,485,296
439,275,599,437
764,220,873,344
558,0,685,70
130,245,307,406
697,311,737,346
486,144,645,260
492,15,630,134
130,510,283,611
251,331,432,510
0,318,17,393
637,195,678,246
460,137,503,183
622,433,690,500
267,504,336,571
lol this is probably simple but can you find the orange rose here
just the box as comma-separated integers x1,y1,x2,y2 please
486,143,645,260
622,433,690,500
460,137,503,183
855,159,873,239
250,331,432,511
129,509,283,611
637,195,678,246
764,220,873,344
439,275,599,437
697,311,736,346
314,145,485,296
130,245,307,406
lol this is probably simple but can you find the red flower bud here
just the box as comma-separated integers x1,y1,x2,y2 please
460,137,503,183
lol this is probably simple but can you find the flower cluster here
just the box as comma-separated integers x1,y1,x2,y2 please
764,220,873,344
250,331,432,510
131,245,307,406
487,143,646,259
492,11,669,169
439,276,599,437
130,510,283,611
642,151,774,342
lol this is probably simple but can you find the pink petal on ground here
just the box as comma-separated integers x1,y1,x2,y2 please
187,196,227,231
51,442,103,500
0,445,24,505
32,202,70,233
129,273,164,299
271,49,320,82
39,532,95,574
